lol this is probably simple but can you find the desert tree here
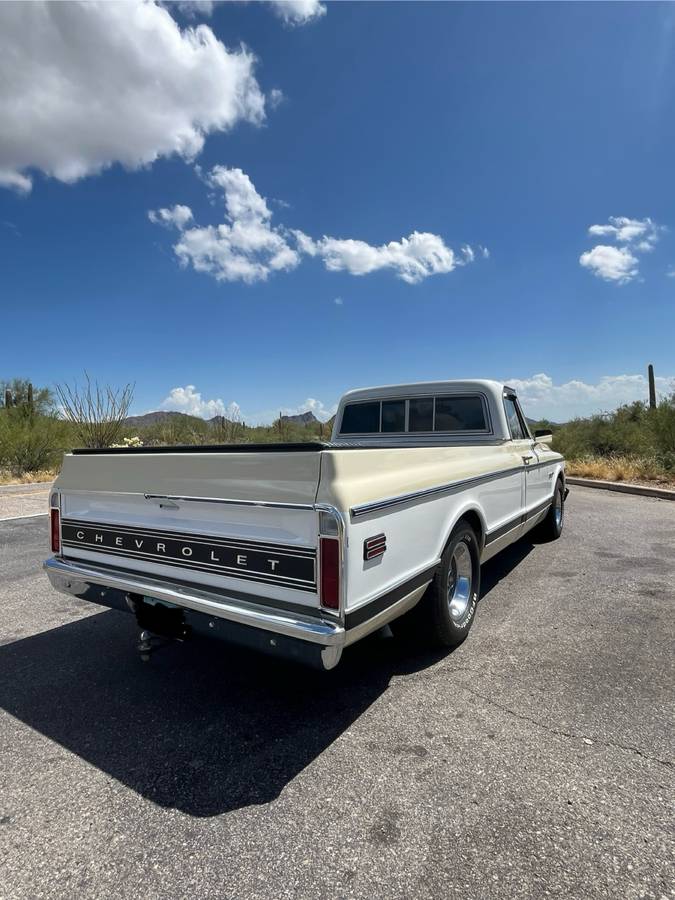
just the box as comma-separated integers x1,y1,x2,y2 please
212,404,244,443
55,373,134,449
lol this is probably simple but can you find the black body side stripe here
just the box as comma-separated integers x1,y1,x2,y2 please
345,565,437,630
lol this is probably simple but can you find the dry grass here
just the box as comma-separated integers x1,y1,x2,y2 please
0,468,58,486
566,455,675,488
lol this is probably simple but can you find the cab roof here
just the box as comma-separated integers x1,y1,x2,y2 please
338,379,511,405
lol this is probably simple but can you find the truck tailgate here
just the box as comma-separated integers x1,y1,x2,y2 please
53,449,323,609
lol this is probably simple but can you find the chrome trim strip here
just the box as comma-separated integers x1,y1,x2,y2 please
350,466,525,518
43,557,343,647
144,493,315,511
526,458,561,472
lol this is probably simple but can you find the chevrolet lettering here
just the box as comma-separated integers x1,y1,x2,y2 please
44,380,566,670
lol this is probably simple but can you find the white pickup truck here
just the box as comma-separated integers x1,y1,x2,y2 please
44,380,566,670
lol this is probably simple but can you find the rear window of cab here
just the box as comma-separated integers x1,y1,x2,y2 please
339,395,488,435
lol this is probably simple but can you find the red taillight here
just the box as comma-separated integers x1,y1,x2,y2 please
50,507,60,554
320,537,340,610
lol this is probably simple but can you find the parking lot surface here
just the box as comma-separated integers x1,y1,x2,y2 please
0,482,51,521
0,487,673,899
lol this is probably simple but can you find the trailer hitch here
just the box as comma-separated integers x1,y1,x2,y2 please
137,629,174,662
126,593,190,661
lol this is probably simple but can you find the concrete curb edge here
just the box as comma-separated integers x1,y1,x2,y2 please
567,477,675,501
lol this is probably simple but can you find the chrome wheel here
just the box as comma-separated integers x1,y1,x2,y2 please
554,487,563,529
447,540,473,621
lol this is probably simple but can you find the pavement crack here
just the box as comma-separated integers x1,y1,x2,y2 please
459,684,674,770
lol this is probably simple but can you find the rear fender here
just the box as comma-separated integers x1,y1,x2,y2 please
437,501,487,560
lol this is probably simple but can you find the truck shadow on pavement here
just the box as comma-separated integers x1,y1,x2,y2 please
0,542,532,818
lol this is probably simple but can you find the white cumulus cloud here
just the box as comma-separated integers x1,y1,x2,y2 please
506,372,675,421
579,245,639,284
580,216,663,284
148,205,194,229
0,1,265,192
295,231,459,284
282,397,337,421
160,385,231,418
268,0,326,25
587,216,662,249
151,166,480,285
150,166,301,283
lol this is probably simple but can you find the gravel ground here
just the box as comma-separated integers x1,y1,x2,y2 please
0,487,673,900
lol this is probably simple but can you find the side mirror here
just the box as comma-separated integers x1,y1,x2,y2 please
534,429,553,446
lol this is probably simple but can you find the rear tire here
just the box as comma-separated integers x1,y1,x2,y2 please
536,478,565,541
390,521,481,648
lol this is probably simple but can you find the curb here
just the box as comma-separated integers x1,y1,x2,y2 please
567,477,675,502
0,481,53,495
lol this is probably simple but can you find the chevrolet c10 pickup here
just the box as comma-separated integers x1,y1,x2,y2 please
44,380,566,670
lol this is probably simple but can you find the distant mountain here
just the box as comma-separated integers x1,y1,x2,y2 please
280,411,320,426
208,415,237,426
526,416,562,427
123,410,199,428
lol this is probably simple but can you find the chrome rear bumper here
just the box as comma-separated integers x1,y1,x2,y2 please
43,556,344,669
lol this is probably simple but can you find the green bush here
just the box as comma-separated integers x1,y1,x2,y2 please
552,394,675,470
0,409,70,477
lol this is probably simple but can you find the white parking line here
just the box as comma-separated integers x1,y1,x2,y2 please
0,513,48,522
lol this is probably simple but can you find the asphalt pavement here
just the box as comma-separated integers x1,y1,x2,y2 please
0,482,51,521
0,487,673,899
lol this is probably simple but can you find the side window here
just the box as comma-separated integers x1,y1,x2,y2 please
503,396,528,440
340,402,380,434
514,398,532,439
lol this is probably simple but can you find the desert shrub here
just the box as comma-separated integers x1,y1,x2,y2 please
0,409,69,476
0,378,55,415
551,393,675,479
554,402,653,459
646,394,675,457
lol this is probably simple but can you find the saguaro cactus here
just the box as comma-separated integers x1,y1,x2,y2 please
648,364,657,410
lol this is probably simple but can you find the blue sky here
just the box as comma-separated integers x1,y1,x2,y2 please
1,0,674,423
